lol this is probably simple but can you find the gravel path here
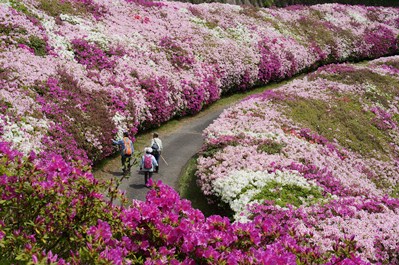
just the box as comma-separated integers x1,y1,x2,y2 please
94,104,229,201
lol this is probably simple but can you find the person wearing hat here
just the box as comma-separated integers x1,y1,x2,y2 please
112,131,134,174
140,147,158,186
150,132,163,173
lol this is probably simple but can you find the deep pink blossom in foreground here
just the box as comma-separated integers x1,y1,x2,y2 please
0,141,374,263
1,0,399,263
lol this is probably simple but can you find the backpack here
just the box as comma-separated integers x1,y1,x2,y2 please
143,155,152,169
123,138,132,155
151,140,159,154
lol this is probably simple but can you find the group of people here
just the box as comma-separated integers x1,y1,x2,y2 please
112,132,163,186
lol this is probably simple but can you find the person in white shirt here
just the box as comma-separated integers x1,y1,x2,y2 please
150,132,163,173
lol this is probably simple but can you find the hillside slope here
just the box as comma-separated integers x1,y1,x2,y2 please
198,56,399,263
1,0,398,165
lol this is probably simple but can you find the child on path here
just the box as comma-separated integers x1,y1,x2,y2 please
150,132,163,173
140,147,158,186
112,131,134,174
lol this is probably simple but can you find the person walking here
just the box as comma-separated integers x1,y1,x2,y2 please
150,132,163,173
140,147,158,186
112,131,134,174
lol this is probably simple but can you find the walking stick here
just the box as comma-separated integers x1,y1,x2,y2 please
161,154,168,166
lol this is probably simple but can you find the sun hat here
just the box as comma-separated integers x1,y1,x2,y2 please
145,147,153,153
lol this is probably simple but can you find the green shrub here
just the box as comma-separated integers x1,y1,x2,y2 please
257,140,285,154
0,24,27,36
37,0,92,17
28,36,47,56
284,96,392,160
178,155,235,218
318,69,399,98
252,180,325,207
8,0,38,18
390,184,399,198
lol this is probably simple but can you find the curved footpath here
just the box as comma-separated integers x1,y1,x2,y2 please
94,81,291,202
94,103,229,201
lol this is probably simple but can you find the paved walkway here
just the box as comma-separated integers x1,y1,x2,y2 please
93,80,291,202
94,105,228,201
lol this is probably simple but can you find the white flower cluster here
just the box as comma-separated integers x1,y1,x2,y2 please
59,14,84,25
213,169,322,220
1,116,48,154
227,23,255,43
41,16,76,60
112,112,128,139
85,130,102,150
349,10,368,24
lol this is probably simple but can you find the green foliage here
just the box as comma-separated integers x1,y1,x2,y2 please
178,156,234,218
14,35,47,56
378,60,399,70
317,68,399,101
252,180,325,207
257,140,285,154
271,0,399,7
200,145,222,158
0,155,121,263
290,15,356,63
284,96,393,160
393,114,399,124
0,23,27,36
390,184,399,198
38,0,75,17
0,23,13,36
239,6,263,20
37,0,90,17
263,0,275,7
27,36,47,56
8,0,38,18
205,20,219,29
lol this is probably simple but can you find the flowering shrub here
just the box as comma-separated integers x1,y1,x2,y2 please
1,0,399,263
71,38,117,70
197,56,399,263
1,141,375,264
1,0,399,165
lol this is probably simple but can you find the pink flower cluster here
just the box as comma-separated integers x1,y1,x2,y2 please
197,56,399,263
1,0,399,263
71,38,119,70
0,141,373,264
1,0,398,165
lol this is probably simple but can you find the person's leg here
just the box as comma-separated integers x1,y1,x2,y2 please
121,155,126,172
126,155,131,172
149,171,153,182
144,171,148,185
154,154,160,172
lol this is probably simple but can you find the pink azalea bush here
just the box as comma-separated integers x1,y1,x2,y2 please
1,0,399,164
197,56,399,263
1,0,399,263
1,141,373,264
